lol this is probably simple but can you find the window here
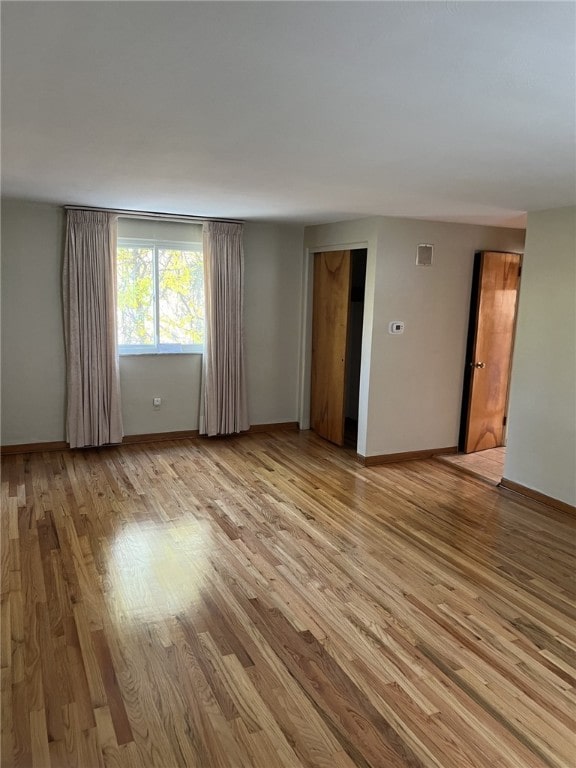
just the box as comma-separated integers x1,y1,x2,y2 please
117,239,204,354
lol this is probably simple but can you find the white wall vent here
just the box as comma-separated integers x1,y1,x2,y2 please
416,244,434,266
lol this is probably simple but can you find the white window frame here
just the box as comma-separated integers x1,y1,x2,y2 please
117,237,204,355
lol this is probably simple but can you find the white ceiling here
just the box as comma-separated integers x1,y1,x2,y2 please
2,1,575,226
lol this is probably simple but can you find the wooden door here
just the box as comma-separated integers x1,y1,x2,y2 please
311,251,351,445
462,251,521,453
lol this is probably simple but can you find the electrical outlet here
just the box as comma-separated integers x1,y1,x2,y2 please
153,397,162,408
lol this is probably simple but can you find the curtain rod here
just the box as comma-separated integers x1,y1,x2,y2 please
64,204,244,225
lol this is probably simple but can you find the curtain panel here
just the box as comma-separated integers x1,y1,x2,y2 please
201,221,249,436
63,210,123,448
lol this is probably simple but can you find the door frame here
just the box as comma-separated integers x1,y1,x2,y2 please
458,250,523,453
297,242,370,449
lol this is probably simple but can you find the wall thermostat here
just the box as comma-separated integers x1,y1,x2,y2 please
389,321,405,334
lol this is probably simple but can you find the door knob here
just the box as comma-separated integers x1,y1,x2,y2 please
470,361,486,369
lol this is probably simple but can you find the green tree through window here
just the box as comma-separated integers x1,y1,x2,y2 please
117,240,204,353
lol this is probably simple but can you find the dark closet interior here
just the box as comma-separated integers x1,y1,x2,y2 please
344,249,367,447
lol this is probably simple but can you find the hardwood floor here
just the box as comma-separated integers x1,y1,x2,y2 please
1,430,574,768
439,447,506,485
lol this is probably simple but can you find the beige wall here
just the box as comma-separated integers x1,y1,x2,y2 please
1,199,304,444
504,207,576,506
304,216,525,457
119,355,203,434
1,200,67,443
244,223,304,424
367,217,525,456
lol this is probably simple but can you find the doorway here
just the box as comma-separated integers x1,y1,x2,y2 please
455,251,522,478
310,248,367,449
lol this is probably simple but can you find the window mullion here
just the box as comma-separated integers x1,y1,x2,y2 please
154,245,160,349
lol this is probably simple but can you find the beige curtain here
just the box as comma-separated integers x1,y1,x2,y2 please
63,210,123,448
200,221,249,436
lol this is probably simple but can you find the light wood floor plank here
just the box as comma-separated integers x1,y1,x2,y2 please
2,431,575,767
